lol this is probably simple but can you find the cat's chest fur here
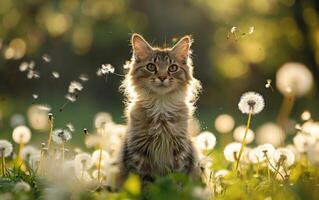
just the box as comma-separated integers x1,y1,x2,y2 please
128,98,189,174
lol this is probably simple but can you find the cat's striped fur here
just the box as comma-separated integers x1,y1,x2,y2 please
118,34,201,186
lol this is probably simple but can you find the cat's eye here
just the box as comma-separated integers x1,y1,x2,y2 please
146,63,157,72
168,64,178,72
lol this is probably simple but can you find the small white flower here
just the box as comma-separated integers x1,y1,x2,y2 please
12,125,32,144
52,71,60,79
224,142,242,162
68,81,83,93
14,181,31,193
52,129,72,144
74,153,93,170
301,110,311,121
273,148,295,167
195,131,216,152
293,133,316,152
233,125,255,144
0,140,13,157
238,91,265,115
248,148,260,163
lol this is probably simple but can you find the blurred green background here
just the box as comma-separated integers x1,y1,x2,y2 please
0,0,318,146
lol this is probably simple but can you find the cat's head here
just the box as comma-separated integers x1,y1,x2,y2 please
128,33,194,96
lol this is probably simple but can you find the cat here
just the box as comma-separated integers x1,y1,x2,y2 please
118,33,202,187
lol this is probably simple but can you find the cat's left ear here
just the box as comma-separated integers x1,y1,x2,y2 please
171,35,192,64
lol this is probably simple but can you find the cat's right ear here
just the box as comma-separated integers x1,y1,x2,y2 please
131,33,152,61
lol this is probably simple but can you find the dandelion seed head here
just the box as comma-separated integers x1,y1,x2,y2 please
94,112,113,129
214,114,235,133
0,140,13,157
27,105,50,130
74,153,93,170
195,131,216,152
12,125,31,144
238,91,264,115
52,129,72,144
198,155,213,169
256,122,285,147
293,133,316,153
256,143,275,161
21,145,39,161
100,64,115,75
307,142,319,165
276,62,313,97
52,71,60,79
14,181,31,193
302,121,319,139
273,148,295,167
92,150,110,166
224,142,242,162
233,125,255,144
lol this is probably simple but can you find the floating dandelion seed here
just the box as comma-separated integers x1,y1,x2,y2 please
230,26,237,33
52,71,60,79
214,114,235,133
224,142,242,162
32,94,38,99
248,148,260,164
195,131,216,152
265,79,274,91
79,74,89,82
66,123,75,132
12,125,31,144
68,81,83,93
307,142,319,165
19,62,29,72
52,129,72,144
65,93,77,102
293,133,315,153
273,148,295,167
42,54,51,62
233,125,254,144
248,26,254,34
100,64,115,75
37,104,51,111
238,92,265,115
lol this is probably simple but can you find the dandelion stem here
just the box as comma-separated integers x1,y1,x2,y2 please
235,110,252,171
59,101,69,112
97,148,103,183
264,152,285,180
277,94,295,129
47,116,54,151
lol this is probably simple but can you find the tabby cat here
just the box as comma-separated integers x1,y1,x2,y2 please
119,33,202,187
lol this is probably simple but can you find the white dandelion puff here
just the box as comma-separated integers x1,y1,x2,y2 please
21,145,39,161
256,143,276,161
233,125,255,144
12,125,32,144
293,133,316,153
52,71,60,79
238,91,264,115
101,64,115,75
195,131,216,152
92,150,110,166
273,148,295,167
248,147,261,164
14,181,31,193
52,129,72,144
74,153,94,170
68,81,83,93
256,122,285,147
276,62,313,97
214,114,235,133
0,140,13,157
32,94,38,99
224,142,242,162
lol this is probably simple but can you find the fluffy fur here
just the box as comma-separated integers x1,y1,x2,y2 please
118,33,202,186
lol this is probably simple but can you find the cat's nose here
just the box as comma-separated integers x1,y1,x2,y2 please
157,76,167,82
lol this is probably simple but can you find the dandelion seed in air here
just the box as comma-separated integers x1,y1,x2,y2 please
32,94,38,99
248,26,254,34
265,79,274,91
79,74,89,82
230,26,237,33
42,54,51,62
19,62,29,72
52,71,60,79
66,123,75,132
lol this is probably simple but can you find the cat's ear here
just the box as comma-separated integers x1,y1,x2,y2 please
131,33,152,61
171,35,192,64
